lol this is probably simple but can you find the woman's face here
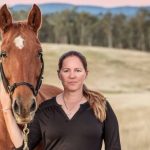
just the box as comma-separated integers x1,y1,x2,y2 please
58,56,88,92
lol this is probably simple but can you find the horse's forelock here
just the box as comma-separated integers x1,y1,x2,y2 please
2,21,40,48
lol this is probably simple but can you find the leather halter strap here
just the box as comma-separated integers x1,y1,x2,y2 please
0,51,44,96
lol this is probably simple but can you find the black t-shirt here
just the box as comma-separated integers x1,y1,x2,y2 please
16,97,121,150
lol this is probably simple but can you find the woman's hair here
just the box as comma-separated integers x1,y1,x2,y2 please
58,50,106,122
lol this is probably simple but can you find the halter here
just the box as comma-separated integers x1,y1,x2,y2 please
0,50,44,96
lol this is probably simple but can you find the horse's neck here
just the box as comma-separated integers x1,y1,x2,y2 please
37,84,62,105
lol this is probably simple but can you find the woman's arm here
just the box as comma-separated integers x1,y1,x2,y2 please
3,110,23,147
103,101,121,150
0,83,23,148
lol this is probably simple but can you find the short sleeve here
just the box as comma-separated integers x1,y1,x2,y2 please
103,101,121,150
15,109,42,150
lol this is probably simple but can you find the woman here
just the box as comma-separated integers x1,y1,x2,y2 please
0,50,121,150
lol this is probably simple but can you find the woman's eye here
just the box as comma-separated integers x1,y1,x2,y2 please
63,70,69,72
76,69,81,72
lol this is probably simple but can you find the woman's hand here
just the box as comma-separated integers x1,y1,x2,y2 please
0,83,23,147
0,83,11,110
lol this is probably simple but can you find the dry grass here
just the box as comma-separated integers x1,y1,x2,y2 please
107,92,150,150
42,43,150,93
42,43,150,150
1,42,149,149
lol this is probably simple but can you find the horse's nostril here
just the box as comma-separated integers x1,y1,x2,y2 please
30,99,36,112
13,100,20,115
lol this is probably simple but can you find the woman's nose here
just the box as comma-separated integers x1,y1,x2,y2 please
69,71,76,78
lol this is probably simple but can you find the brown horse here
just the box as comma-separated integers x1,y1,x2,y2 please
0,4,62,149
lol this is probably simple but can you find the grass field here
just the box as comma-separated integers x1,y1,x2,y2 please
42,43,150,150
0,42,149,149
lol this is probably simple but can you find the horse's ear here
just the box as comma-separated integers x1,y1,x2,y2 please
0,4,12,32
27,4,41,32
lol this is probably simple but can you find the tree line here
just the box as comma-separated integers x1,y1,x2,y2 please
12,9,150,52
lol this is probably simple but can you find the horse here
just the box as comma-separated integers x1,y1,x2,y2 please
0,4,62,149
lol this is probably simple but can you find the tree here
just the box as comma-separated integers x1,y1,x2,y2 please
112,14,128,49
101,13,113,48
76,12,97,45
39,15,55,43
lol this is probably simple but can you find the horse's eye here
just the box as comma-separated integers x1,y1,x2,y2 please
37,51,43,58
0,51,7,58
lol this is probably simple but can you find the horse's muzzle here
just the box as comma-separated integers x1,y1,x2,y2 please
12,98,37,124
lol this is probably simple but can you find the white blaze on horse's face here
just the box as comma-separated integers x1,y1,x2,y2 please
14,35,25,49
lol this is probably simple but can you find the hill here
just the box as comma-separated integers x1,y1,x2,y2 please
10,3,150,16
0,42,150,149
42,43,150,93
41,43,150,150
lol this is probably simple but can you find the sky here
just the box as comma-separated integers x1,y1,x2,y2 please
0,0,150,7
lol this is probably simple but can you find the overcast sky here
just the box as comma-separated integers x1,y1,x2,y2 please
0,0,150,7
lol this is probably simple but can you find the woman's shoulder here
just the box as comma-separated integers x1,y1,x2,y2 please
105,100,114,114
33,97,58,119
105,100,111,109
105,100,118,123
38,97,57,110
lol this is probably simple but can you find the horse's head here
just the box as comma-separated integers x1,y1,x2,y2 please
0,4,43,124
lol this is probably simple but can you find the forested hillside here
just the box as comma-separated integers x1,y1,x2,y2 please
4,8,150,52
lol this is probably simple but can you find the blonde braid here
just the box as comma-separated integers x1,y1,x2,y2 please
83,84,106,122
